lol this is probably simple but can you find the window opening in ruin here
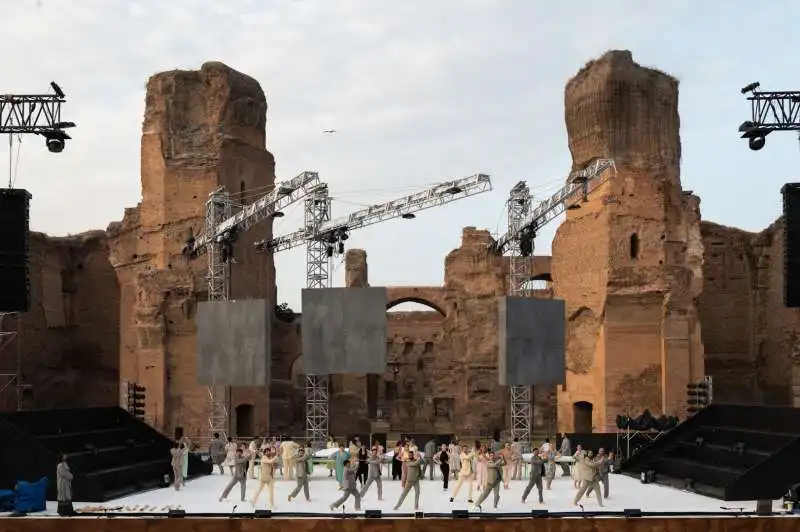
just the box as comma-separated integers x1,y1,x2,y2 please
573,401,593,434
174,426,184,440
424,342,433,353
239,180,246,200
416,359,424,371
403,342,413,355
235,404,255,437
630,233,640,259
433,398,454,420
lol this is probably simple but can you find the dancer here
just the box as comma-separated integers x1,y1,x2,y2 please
543,445,557,490
223,437,237,475
359,447,384,501
333,443,350,489
56,453,74,516
500,443,513,489
434,443,450,490
391,441,402,480
326,436,337,477
208,433,226,475
472,451,505,511
559,433,572,476
393,450,423,511
450,444,474,503
251,446,278,508
573,450,603,507
422,438,437,480
510,438,522,480
475,446,488,491
449,440,460,480
521,448,545,504
586,448,611,499
282,437,298,481
572,445,583,488
247,438,260,479
400,442,410,488
219,447,251,503
288,448,311,503
180,436,191,481
170,442,184,490
356,443,369,487
330,457,361,511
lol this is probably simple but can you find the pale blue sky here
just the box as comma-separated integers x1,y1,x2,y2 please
1,1,796,310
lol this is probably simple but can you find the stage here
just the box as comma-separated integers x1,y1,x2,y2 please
0,465,788,517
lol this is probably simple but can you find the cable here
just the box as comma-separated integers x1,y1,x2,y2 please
12,135,23,188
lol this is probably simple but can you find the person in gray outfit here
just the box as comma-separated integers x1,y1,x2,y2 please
521,448,545,504
422,438,437,480
586,448,611,499
473,451,505,510
359,448,384,500
558,433,572,476
208,432,226,475
218,447,251,502
288,448,312,502
394,450,423,510
330,457,361,511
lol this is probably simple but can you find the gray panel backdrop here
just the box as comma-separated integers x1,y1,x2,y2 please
498,296,566,386
302,287,388,375
196,299,272,386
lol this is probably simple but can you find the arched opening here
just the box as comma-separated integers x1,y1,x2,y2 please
239,180,246,201
386,297,446,316
367,374,379,419
290,356,305,389
573,401,593,433
235,404,255,437
630,233,640,259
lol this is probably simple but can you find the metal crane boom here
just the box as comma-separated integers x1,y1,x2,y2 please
254,173,492,253
738,83,800,151
189,171,320,257
495,159,615,253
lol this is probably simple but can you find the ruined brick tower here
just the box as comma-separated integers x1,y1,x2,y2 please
108,62,276,437
552,50,705,432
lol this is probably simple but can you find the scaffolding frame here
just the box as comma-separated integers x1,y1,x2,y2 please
206,187,232,440
304,185,331,449
506,182,532,442
615,427,665,459
0,312,21,410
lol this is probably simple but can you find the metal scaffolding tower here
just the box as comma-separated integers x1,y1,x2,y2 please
205,187,232,440
304,184,332,449
0,313,21,410
506,182,533,442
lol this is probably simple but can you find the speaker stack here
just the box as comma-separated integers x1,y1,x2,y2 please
0,189,31,313
782,183,800,308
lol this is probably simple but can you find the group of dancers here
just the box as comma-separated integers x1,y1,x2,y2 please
192,433,617,512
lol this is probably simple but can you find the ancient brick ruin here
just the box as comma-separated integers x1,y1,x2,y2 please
2,52,798,439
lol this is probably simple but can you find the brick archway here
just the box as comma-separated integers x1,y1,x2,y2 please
386,286,447,316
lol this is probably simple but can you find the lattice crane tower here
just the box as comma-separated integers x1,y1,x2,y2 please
506,181,533,442
255,173,493,448
188,171,322,439
495,159,616,443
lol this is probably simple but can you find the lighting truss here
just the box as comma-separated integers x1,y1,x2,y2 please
738,85,800,150
494,159,616,254
254,174,492,253
506,181,533,443
189,171,320,257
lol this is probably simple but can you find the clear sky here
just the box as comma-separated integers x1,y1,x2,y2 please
1,1,797,311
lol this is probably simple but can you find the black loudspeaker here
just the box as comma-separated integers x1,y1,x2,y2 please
0,189,31,313
783,183,800,308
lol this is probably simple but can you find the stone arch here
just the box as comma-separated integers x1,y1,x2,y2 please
386,287,447,316
573,401,593,434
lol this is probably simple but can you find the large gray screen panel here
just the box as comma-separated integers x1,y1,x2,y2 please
302,287,387,374
498,297,566,386
196,299,272,386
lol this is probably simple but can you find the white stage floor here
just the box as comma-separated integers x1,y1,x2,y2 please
15,466,779,517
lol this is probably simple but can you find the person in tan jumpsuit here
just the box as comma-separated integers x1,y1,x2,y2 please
573,450,603,507
449,445,475,503
251,447,278,509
